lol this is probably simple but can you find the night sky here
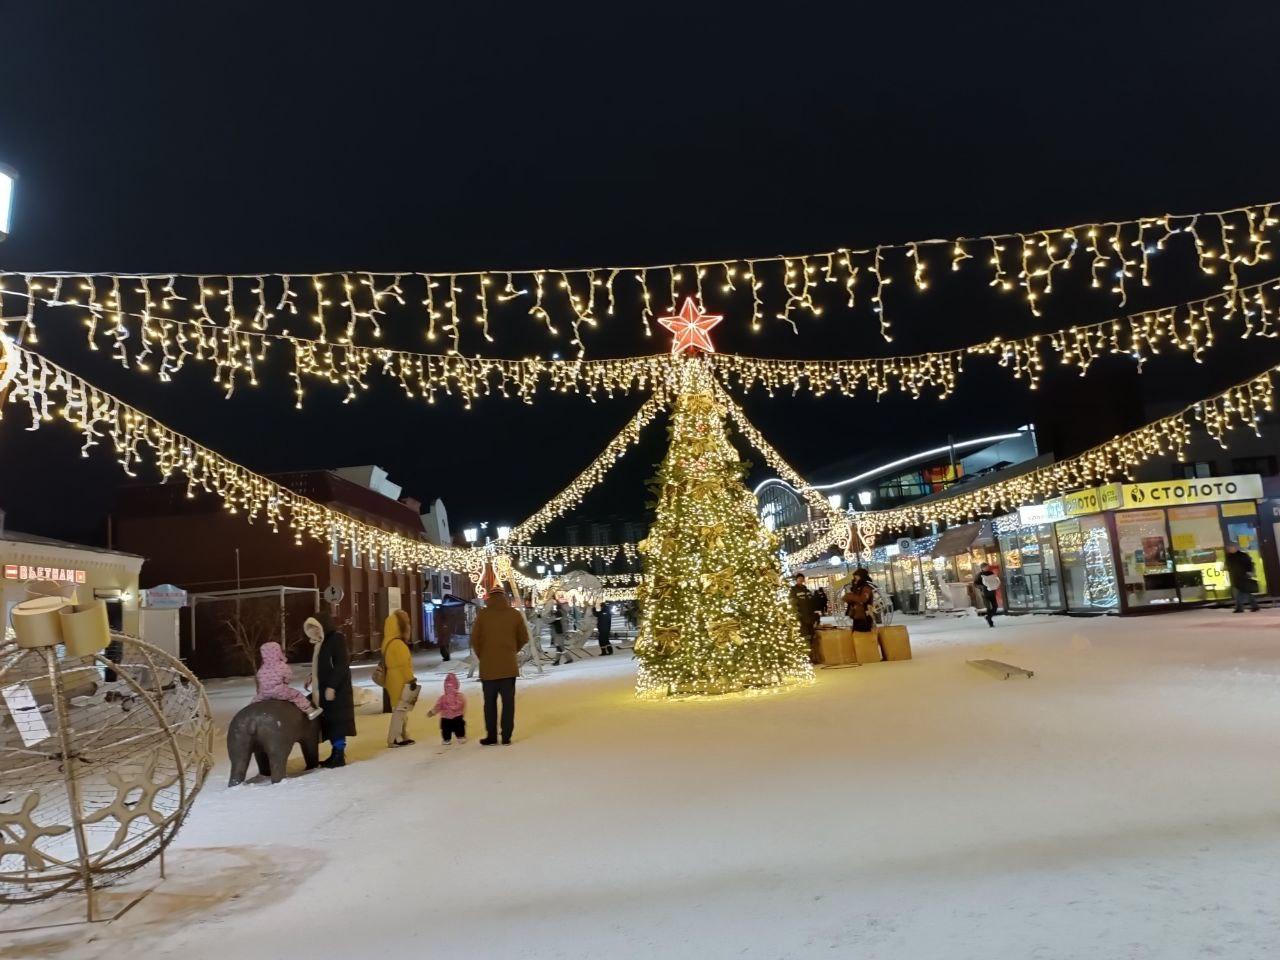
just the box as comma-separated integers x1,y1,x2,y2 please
3,3,1280,543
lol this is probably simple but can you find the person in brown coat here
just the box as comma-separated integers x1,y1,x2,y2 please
842,569,876,632
470,590,530,745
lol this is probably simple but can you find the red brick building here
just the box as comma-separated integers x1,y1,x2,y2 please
112,467,456,677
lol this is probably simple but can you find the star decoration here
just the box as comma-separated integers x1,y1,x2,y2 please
658,297,723,356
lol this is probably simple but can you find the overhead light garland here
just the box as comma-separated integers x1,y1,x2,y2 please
850,361,1280,539
503,388,674,543
505,542,640,565
8,275,1277,408
0,338,482,576
2,198,1274,352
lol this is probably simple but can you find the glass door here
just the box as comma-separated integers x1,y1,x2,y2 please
1115,509,1178,608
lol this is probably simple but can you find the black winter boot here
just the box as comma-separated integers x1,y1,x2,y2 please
321,747,346,768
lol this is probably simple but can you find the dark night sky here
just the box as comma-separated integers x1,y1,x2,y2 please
3,3,1280,542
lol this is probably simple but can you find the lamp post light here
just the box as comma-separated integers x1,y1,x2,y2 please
462,527,478,545
552,563,563,574
496,525,511,540
536,564,547,576
0,164,15,240
828,493,843,509
857,490,874,508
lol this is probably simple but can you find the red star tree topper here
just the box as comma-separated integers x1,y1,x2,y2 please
659,297,723,356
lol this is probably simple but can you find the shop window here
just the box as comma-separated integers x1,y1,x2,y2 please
1180,461,1215,479
1230,455,1277,477
1115,510,1177,607
1055,516,1119,610
1168,505,1229,602
1223,503,1268,595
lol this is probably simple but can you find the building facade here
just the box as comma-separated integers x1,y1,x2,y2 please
112,467,438,676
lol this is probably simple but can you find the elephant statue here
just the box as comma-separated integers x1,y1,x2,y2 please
227,700,320,786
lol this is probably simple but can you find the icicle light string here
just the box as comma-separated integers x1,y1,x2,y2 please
0,342,486,577
850,364,1280,539
6,275,1279,405
2,199,1275,350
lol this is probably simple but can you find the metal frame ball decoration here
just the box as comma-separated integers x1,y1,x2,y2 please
0,632,214,920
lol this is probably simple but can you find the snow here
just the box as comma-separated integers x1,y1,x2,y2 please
6,610,1280,958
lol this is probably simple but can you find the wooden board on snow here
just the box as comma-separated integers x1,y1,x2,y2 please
967,658,1034,680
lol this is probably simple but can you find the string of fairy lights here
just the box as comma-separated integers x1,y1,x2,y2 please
2,199,1275,354
840,362,1280,539
7,274,1279,406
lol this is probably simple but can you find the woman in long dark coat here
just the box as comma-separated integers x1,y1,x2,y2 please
304,612,356,768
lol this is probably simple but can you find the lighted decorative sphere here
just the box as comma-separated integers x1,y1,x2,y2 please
0,632,213,909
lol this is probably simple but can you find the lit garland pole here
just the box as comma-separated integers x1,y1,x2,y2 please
6,275,1280,406
634,302,813,698
2,198,1274,353
0,339,481,576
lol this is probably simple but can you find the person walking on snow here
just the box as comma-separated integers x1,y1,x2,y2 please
427,672,467,744
470,589,529,745
305,613,356,768
974,563,1000,627
1225,542,1260,613
253,641,324,719
381,609,417,746
595,603,614,655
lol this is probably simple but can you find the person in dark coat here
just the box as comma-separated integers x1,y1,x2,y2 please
1225,543,1260,613
305,612,356,768
595,603,614,655
789,574,820,663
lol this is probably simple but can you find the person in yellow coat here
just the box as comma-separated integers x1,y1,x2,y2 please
381,609,417,746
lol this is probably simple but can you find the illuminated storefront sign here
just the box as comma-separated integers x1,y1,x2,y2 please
1061,483,1123,517
1017,498,1066,526
3,564,87,584
1120,474,1263,509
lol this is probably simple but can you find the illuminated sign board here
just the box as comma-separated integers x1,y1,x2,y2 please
3,565,86,584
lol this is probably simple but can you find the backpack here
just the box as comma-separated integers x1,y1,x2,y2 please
981,573,1001,592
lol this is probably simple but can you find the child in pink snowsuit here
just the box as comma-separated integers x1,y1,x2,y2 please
426,672,467,744
253,642,322,718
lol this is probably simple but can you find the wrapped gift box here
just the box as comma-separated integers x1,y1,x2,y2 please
878,624,913,661
817,628,854,666
852,630,882,663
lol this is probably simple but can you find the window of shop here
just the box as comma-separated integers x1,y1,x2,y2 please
1222,502,1268,594
1055,516,1119,610
1115,509,1177,607
1168,504,1229,602
998,523,1062,611
1231,455,1277,477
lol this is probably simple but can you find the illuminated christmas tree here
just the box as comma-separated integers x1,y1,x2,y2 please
634,300,814,697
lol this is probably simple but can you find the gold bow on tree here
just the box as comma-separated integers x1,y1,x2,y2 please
700,566,735,597
653,626,681,654
708,618,743,646
697,523,726,551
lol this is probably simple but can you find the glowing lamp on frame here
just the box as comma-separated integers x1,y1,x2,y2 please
857,490,874,507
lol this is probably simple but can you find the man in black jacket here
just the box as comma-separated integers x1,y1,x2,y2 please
790,574,819,663
1225,543,1260,613
305,612,357,768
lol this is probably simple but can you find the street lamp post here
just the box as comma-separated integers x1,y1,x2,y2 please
0,164,15,240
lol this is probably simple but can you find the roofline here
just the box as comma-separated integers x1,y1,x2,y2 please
753,431,1028,498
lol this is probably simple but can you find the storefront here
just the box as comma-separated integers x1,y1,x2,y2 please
1,527,145,634
995,503,1066,613
1109,475,1266,611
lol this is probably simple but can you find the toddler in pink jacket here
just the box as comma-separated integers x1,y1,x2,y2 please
426,672,467,744
253,641,323,719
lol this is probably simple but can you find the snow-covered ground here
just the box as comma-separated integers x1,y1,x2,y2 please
6,609,1280,959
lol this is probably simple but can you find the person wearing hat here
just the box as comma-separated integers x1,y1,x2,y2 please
304,611,356,767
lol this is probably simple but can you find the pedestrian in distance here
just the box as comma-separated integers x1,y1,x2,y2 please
426,672,467,744
974,563,1000,627
1225,542,1261,613
596,602,615,655
253,640,323,719
470,589,530,745
305,612,356,768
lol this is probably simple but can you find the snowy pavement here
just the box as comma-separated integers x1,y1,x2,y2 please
5,610,1280,959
